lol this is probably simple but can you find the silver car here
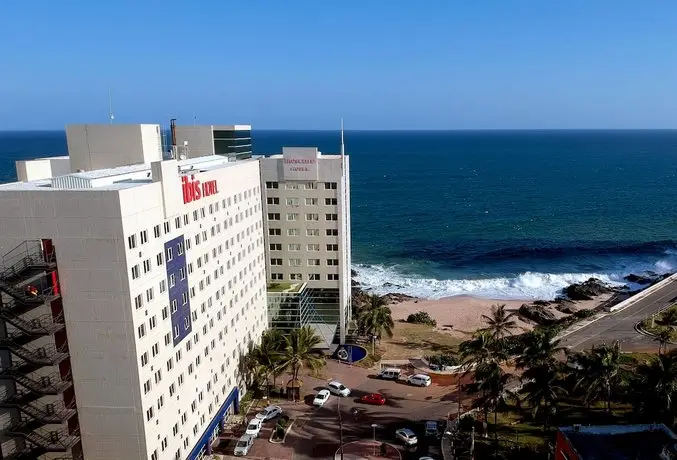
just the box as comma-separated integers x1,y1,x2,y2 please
233,433,255,456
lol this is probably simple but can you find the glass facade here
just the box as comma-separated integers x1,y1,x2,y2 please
213,129,252,160
267,283,339,348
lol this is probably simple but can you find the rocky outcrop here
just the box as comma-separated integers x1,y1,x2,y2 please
382,293,417,304
555,303,578,314
624,273,654,285
518,303,557,325
563,278,614,301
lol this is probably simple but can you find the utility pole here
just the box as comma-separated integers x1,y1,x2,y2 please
338,395,344,460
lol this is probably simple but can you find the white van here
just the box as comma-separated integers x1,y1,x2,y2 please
377,368,402,380
407,374,432,387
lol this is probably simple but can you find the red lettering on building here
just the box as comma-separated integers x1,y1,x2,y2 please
182,175,218,204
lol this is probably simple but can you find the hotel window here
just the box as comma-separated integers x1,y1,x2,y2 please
270,243,282,251
305,197,318,205
164,222,171,234
140,230,148,244
128,235,137,249
134,294,143,310
266,181,278,189
171,299,178,313
166,247,173,261
307,244,320,251
288,244,301,251
173,325,179,338
182,292,188,305
306,229,320,237
326,229,338,236
308,259,320,266
287,213,299,221
325,198,338,205
154,225,161,238
193,210,199,221
290,273,303,281
174,217,181,229
165,333,171,345
327,244,339,251
209,204,213,214
268,213,280,221
287,228,300,237
141,352,149,367
162,306,168,320
178,242,184,255
156,253,163,266
183,214,189,225
138,324,146,338
304,182,317,190
131,265,140,280
325,213,338,221
146,287,154,302
185,239,191,250
328,274,340,281
143,259,151,273
308,273,320,281
285,183,299,190
286,198,299,206
179,267,186,280
267,197,279,205
327,259,339,266
268,228,281,236
289,258,302,267
271,273,283,280
325,182,337,190
200,208,206,218
270,258,283,266
160,280,166,293
169,273,176,288
151,342,159,357
306,213,319,221
144,380,152,394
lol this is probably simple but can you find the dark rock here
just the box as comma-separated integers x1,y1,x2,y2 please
532,300,551,306
382,282,404,289
555,304,578,314
624,273,654,285
650,273,672,286
518,303,556,325
351,279,360,287
382,293,416,304
564,278,613,301
351,269,358,278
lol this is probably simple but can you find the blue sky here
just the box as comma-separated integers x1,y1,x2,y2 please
1,1,677,130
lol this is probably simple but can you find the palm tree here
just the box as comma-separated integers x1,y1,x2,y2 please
357,294,395,348
481,304,517,340
657,309,677,329
279,325,326,400
632,351,677,423
459,330,504,371
251,329,285,392
572,341,624,412
516,328,565,370
519,364,567,432
469,361,514,441
654,328,675,355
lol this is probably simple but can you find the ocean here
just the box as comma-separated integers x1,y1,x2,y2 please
2,129,677,301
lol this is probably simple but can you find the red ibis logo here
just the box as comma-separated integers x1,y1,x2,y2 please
182,175,218,204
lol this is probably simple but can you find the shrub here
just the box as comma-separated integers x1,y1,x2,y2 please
275,425,285,439
458,414,475,432
406,311,437,327
573,309,596,319
425,353,459,367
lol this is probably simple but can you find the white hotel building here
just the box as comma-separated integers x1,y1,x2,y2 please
0,123,351,460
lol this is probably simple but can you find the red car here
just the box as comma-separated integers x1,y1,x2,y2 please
360,393,386,405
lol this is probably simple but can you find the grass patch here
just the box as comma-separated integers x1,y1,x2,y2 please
380,322,461,360
639,304,677,335
267,282,303,293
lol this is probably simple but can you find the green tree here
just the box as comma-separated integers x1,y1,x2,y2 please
469,361,514,441
516,328,565,370
481,304,517,341
357,294,395,343
572,341,624,411
654,328,675,355
251,329,285,391
657,308,677,329
279,325,325,399
519,364,566,432
632,352,677,423
459,330,504,371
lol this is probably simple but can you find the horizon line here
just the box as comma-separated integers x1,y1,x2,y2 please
3,128,677,134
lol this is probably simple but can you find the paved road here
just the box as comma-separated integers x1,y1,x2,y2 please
560,279,677,352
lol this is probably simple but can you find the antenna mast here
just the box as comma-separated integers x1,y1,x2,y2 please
340,118,345,158
108,89,115,124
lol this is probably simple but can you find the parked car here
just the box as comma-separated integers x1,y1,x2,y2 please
245,418,263,437
395,428,418,446
233,433,255,456
327,381,351,396
407,374,432,387
360,393,386,405
425,420,438,436
255,405,282,421
313,389,331,407
377,368,401,380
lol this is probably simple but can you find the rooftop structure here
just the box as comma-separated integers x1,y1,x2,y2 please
556,424,677,460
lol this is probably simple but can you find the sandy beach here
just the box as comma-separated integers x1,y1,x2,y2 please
389,294,612,339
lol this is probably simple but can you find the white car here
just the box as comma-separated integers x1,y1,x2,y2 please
245,418,263,437
395,428,418,446
255,405,282,421
313,389,331,407
233,434,255,456
407,374,432,387
327,381,351,397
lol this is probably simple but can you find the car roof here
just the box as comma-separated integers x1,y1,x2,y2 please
248,418,261,424
397,428,416,435
318,389,330,395
381,367,401,372
328,380,343,385
239,433,255,441
263,405,280,410
411,374,430,379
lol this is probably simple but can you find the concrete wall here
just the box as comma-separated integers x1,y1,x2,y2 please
16,156,71,182
173,126,215,159
66,124,162,172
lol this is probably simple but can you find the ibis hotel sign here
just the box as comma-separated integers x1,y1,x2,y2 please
182,175,218,204
282,147,319,181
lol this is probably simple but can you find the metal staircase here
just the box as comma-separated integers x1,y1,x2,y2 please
2,310,65,346
0,341,69,367
2,370,73,395
0,395,77,423
6,422,80,452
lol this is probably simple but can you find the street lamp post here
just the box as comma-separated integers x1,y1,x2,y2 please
371,423,378,456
